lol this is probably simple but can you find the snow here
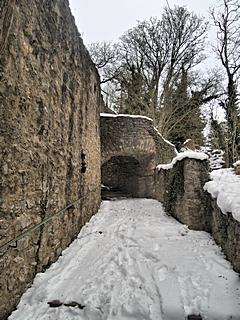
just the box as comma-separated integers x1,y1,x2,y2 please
233,160,240,167
204,168,240,222
157,151,209,170
100,113,153,121
200,147,225,170
183,139,192,144
153,127,177,149
208,149,225,170
10,199,240,320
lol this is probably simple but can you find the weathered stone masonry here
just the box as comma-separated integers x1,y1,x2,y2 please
100,115,176,197
0,1,101,318
154,158,240,273
155,159,212,231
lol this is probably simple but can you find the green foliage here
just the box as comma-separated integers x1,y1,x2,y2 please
209,115,227,151
164,161,185,216
160,68,206,146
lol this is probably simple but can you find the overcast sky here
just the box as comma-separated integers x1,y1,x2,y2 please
69,0,220,45
68,0,224,121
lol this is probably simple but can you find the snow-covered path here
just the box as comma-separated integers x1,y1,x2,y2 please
10,199,240,320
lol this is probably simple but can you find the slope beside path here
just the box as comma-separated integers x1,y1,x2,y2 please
9,199,240,320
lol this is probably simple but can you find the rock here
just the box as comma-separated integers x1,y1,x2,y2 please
1,162,8,175
233,162,240,175
64,301,85,309
48,300,63,308
187,315,202,320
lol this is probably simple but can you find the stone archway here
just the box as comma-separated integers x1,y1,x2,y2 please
100,114,176,198
101,155,141,197
101,153,158,198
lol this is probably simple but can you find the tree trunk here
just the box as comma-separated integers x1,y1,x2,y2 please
226,77,239,166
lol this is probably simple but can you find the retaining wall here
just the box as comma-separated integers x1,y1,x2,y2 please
0,1,101,318
154,158,240,273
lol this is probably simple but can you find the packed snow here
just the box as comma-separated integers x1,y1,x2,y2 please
100,113,153,121
157,151,209,170
10,199,240,320
204,168,240,222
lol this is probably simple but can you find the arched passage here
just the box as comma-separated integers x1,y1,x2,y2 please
100,114,176,198
101,156,141,197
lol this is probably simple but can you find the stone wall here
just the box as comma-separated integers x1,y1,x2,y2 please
154,158,240,273
155,159,211,231
0,1,101,318
234,162,240,175
101,115,176,165
210,201,240,273
100,115,176,197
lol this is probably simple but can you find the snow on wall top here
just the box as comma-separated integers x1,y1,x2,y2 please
153,127,176,148
100,113,153,122
233,160,240,167
204,168,240,222
156,151,209,170
100,113,176,149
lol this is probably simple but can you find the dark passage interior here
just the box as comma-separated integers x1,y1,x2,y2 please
101,156,141,198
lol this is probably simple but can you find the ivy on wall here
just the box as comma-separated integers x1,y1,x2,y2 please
164,161,185,217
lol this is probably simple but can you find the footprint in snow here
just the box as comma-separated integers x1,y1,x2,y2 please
153,243,160,251
158,265,168,282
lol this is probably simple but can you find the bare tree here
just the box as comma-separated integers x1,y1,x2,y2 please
161,5,208,95
117,7,208,125
154,5,216,145
89,41,122,84
89,42,115,69
159,68,221,146
211,0,240,165
118,17,169,119
89,6,220,148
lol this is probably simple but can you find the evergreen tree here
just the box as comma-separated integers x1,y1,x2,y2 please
160,68,206,148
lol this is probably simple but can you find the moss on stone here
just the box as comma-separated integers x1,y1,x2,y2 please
164,161,185,216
